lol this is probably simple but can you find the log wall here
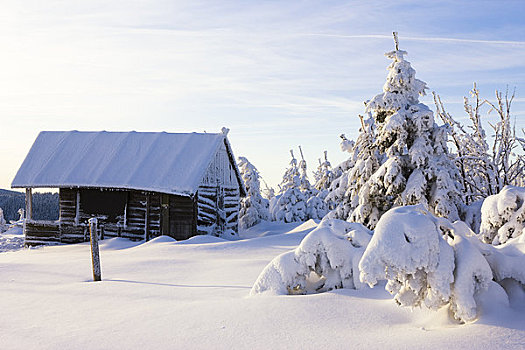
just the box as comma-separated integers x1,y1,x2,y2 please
196,185,239,236
24,220,60,246
197,185,219,235
224,187,240,234
59,188,77,225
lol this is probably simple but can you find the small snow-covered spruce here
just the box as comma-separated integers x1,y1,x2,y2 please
250,218,372,295
359,204,492,323
306,195,328,221
305,152,334,220
434,85,525,206
0,208,7,233
271,150,308,222
313,151,335,198
479,185,525,245
324,137,354,213
293,147,329,220
297,146,312,194
17,208,25,222
238,156,270,229
332,33,464,229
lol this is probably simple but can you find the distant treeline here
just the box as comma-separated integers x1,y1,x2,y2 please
0,189,59,221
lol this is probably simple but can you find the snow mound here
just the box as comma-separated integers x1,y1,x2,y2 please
448,230,492,322
480,185,525,245
359,204,492,323
3,225,23,236
98,238,143,250
175,235,226,245
462,222,525,287
251,218,372,295
0,235,25,253
286,219,319,234
240,220,308,239
0,224,26,253
136,235,177,248
148,236,177,244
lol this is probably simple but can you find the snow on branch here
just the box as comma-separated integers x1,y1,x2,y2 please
251,219,372,295
359,205,493,323
433,84,524,205
480,186,525,245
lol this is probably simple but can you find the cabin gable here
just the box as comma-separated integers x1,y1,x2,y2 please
197,141,241,236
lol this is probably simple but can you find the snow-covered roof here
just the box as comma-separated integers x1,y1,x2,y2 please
12,130,243,197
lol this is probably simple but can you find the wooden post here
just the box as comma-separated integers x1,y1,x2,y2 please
25,188,33,221
123,202,128,229
74,189,80,225
89,218,102,282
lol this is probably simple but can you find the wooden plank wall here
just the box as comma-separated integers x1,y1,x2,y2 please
24,220,60,246
59,188,77,225
25,188,163,245
60,224,87,244
120,191,161,241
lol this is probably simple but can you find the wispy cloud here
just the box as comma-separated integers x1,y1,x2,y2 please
303,33,525,46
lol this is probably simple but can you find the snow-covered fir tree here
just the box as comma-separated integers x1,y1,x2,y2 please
277,150,300,193
305,151,334,220
297,146,312,194
271,150,308,222
294,145,328,220
237,157,270,229
328,33,464,229
0,208,7,232
313,151,335,198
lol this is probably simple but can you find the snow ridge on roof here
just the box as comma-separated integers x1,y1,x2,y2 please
12,131,230,196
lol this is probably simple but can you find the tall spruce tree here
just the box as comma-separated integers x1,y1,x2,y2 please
329,33,464,229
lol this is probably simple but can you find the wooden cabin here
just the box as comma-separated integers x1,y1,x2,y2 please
11,129,246,246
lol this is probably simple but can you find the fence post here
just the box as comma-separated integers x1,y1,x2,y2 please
88,218,102,282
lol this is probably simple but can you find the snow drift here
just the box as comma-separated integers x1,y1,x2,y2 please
360,204,525,323
251,218,372,295
480,185,525,245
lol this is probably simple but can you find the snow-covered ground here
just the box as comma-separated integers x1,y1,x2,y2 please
0,221,524,349
0,225,24,253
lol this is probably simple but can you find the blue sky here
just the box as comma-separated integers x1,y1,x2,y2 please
1,0,524,190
